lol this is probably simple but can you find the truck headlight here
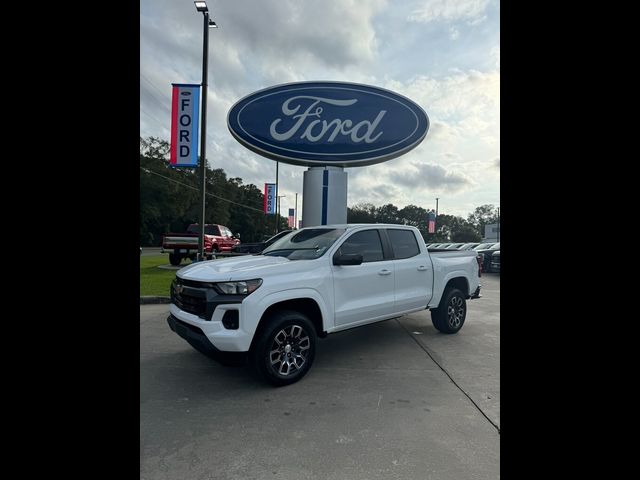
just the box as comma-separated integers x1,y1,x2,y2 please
214,279,263,295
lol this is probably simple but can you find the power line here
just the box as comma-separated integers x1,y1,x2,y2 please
140,107,167,129
140,166,265,213
140,80,171,114
140,73,171,102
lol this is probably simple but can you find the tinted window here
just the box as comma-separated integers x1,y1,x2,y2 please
338,230,384,263
387,229,420,259
204,225,220,235
262,228,345,260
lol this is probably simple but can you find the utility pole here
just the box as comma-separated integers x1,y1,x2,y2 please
277,195,286,232
294,192,298,229
497,206,500,242
193,1,218,261
435,197,439,217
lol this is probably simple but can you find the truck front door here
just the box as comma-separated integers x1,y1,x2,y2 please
331,229,396,327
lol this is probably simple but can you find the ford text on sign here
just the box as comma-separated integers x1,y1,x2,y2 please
227,81,429,167
170,84,200,167
264,183,276,214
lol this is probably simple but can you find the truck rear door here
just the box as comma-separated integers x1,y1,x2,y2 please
383,228,433,311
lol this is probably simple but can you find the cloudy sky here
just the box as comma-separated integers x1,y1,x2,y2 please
140,0,499,218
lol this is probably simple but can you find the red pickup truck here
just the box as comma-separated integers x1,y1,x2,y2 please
162,224,240,266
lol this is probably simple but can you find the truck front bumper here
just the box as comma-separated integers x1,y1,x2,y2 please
167,314,248,362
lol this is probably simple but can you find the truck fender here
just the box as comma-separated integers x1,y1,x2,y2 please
430,270,470,308
252,288,331,336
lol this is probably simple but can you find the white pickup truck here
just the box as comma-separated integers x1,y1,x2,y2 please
167,224,481,385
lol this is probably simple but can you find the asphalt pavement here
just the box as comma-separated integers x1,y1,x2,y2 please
140,273,500,480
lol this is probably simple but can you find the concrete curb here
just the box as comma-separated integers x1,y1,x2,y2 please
140,296,171,305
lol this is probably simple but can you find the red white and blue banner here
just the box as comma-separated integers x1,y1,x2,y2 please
264,183,276,214
170,83,200,167
428,211,436,233
288,209,295,228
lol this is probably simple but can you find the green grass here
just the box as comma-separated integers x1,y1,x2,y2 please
140,254,182,296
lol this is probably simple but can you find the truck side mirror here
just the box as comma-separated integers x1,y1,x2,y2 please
333,253,363,266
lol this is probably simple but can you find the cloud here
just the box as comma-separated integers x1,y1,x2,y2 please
490,45,500,69
408,0,491,24
385,69,499,140
140,0,499,218
389,162,472,191
494,157,500,168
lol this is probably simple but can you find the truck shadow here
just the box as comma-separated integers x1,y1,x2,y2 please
141,316,437,402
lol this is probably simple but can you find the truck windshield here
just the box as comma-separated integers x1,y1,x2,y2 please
262,228,345,260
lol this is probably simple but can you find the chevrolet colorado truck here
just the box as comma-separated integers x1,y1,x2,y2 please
167,224,481,386
161,223,240,265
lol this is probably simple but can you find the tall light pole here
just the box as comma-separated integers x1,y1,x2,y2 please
294,192,298,229
497,206,500,242
435,197,439,217
277,195,286,232
194,1,218,261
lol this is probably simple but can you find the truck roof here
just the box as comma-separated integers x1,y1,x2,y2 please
304,223,417,230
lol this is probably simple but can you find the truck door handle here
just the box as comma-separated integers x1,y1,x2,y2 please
378,269,392,276
417,266,428,271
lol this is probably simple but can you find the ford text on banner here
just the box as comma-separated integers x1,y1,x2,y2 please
264,184,276,214
170,84,200,167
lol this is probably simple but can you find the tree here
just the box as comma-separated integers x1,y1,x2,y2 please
451,224,482,242
467,204,499,239
375,204,400,224
347,203,377,223
140,136,276,246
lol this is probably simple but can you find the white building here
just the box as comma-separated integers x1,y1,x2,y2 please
483,223,500,242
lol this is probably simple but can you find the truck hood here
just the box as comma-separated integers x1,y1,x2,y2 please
177,255,291,282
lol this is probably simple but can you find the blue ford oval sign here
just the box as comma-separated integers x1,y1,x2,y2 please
227,81,429,167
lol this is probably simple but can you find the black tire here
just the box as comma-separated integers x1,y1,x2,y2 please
210,246,219,254
169,252,182,266
250,310,317,386
431,287,467,334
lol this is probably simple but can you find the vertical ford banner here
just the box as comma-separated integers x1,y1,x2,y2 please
264,184,276,214
170,83,200,167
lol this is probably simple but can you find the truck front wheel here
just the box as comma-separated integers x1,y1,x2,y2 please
250,310,317,386
431,288,467,334
169,252,182,266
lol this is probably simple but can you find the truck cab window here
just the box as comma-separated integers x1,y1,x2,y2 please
387,229,420,259
338,230,383,262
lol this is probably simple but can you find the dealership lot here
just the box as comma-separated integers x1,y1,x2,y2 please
141,274,499,479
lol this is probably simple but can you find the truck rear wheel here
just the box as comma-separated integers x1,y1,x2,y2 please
250,310,316,386
431,288,467,334
169,252,182,266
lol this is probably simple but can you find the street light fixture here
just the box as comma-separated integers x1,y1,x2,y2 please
193,1,218,261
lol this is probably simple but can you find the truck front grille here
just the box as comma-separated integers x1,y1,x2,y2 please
171,279,208,318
